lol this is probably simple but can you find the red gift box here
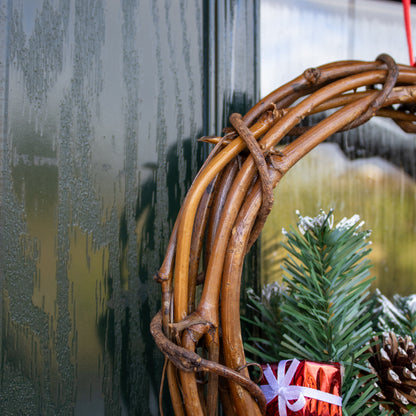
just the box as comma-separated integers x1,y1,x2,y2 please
260,359,342,416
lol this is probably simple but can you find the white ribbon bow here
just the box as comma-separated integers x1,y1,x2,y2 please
260,359,342,416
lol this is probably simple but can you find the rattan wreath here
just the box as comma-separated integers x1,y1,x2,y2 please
150,54,416,416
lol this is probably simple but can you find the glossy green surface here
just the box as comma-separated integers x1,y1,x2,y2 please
0,1,259,414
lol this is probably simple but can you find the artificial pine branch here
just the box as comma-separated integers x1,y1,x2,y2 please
393,294,416,337
367,292,416,414
370,290,416,337
245,210,392,415
244,283,289,363
279,210,373,361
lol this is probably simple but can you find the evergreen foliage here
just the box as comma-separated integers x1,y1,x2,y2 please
370,289,416,337
245,210,393,415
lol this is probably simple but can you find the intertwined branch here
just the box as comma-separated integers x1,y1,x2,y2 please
150,55,416,416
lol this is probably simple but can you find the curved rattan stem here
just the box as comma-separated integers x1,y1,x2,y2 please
151,55,416,415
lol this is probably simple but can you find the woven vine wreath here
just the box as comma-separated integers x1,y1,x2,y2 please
150,54,416,416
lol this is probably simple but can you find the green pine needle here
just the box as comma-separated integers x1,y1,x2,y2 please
244,210,391,416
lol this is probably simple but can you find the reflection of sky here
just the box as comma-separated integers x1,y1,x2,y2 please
261,0,416,96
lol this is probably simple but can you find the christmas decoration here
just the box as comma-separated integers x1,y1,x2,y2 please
150,55,416,415
260,359,342,416
245,210,391,416
368,332,416,414
393,296,416,337
371,290,416,337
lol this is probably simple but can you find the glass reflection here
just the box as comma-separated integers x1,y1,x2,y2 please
261,0,416,297
1,0,204,415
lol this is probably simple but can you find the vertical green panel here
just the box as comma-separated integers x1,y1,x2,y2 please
205,0,261,311
205,0,259,131
0,0,259,414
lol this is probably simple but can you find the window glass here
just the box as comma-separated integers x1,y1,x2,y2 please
261,0,416,296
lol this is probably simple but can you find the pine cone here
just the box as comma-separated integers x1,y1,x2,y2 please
368,332,416,414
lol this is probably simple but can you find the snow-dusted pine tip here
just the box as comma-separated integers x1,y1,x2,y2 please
291,209,334,235
293,209,372,237
336,214,361,230
261,281,285,302
294,209,334,235
336,214,372,237
408,295,416,314
374,288,407,330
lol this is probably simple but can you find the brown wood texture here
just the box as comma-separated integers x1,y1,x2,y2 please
151,55,416,415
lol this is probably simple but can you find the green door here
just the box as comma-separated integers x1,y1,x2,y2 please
0,1,259,414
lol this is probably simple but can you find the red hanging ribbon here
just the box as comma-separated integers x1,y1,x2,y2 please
403,0,416,66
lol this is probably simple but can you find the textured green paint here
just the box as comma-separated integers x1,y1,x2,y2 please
0,0,259,414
